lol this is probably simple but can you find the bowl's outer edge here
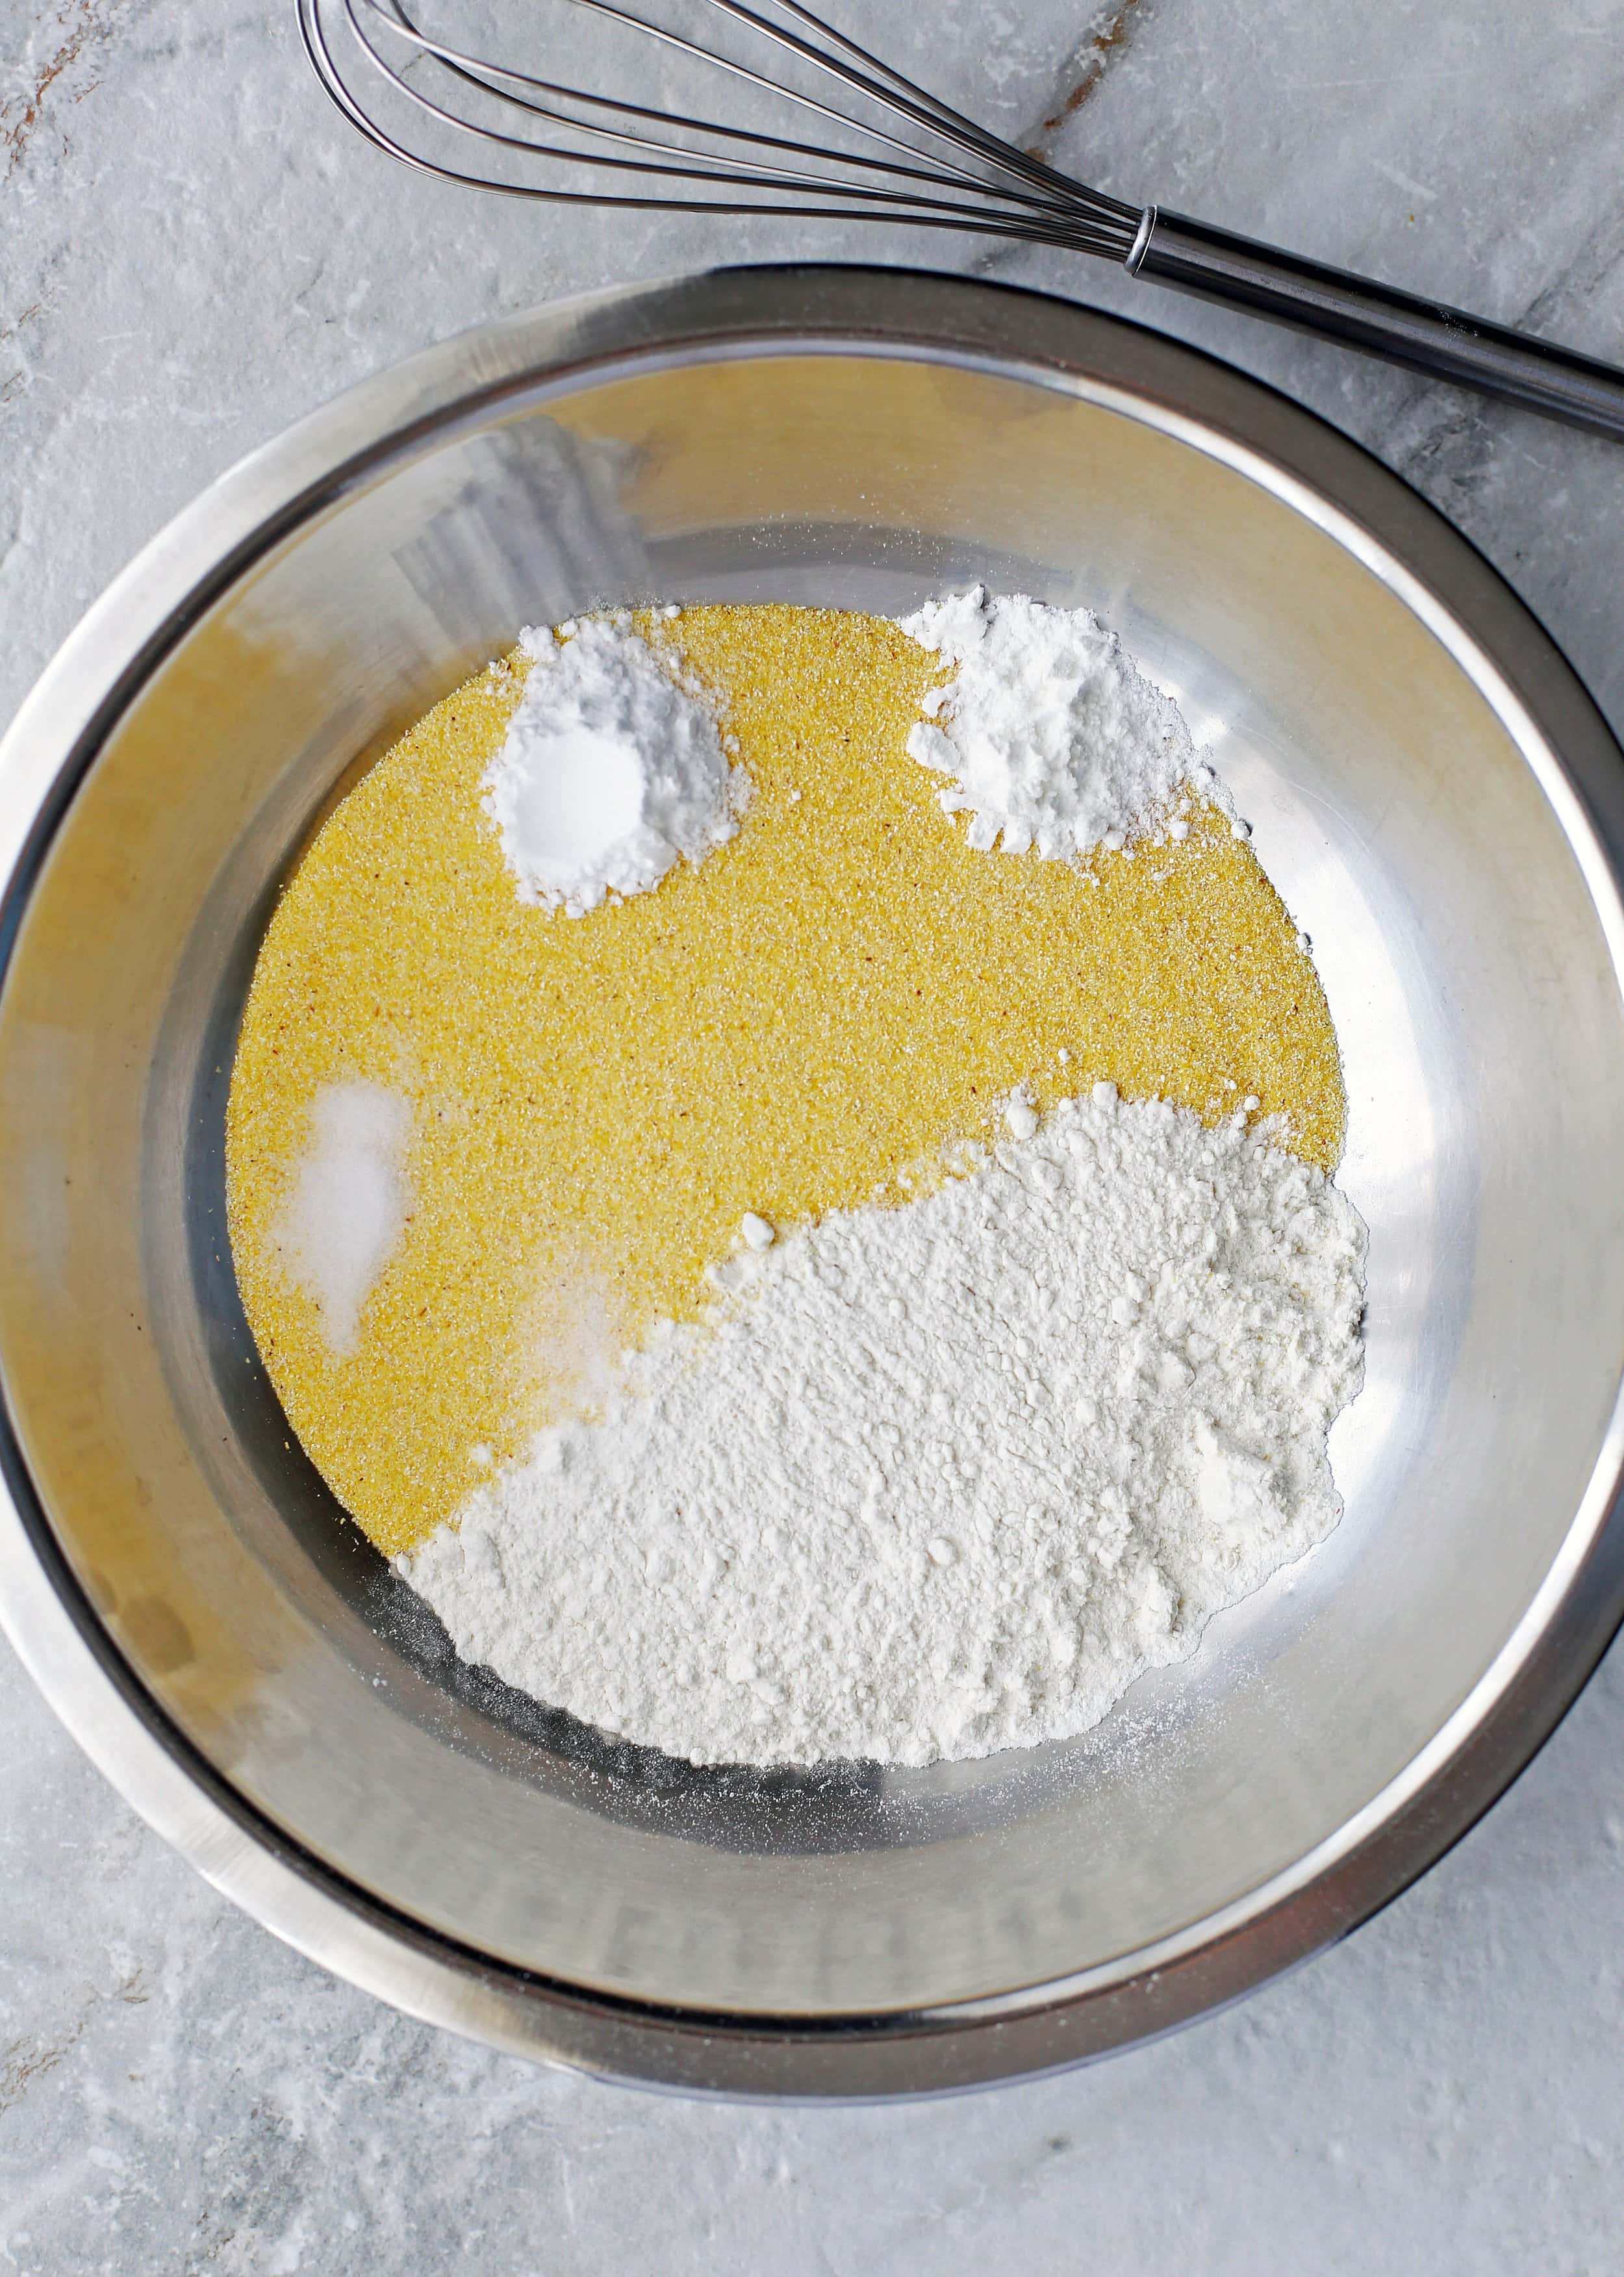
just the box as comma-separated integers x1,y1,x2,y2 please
3,262,1624,2099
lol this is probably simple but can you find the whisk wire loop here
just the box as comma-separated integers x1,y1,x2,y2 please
300,0,1143,255
355,0,1051,214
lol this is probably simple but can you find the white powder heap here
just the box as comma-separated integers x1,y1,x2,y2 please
403,1090,1365,1768
481,615,747,917
275,1080,411,1356
900,587,1235,858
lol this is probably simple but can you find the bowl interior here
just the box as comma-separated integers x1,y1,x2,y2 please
5,325,1624,2028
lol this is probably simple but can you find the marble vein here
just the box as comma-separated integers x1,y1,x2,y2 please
3,0,132,183
1025,0,1149,162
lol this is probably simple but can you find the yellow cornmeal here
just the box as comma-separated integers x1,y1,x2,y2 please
227,603,1345,1556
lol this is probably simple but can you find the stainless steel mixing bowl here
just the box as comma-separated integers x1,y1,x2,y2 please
4,266,1624,2098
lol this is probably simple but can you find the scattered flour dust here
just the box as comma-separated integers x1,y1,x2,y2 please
274,1080,411,1356
402,1088,1366,1768
901,587,1237,859
481,613,748,917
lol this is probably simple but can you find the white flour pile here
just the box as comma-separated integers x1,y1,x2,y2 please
274,1080,411,1356
901,587,1235,858
482,615,747,916
403,1089,1365,1767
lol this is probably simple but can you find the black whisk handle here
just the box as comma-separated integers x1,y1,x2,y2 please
1128,208,1624,443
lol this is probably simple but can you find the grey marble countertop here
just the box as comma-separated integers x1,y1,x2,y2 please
7,1,1624,2269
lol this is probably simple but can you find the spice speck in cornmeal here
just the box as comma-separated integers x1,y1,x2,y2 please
226,603,1344,1556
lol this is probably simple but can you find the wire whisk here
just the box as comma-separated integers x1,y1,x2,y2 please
299,0,1624,442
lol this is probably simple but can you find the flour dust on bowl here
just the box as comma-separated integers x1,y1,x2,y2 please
3,268,1624,2097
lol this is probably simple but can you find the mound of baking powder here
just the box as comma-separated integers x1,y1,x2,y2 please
482,616,747,917
401,1089,1365,1768
274,1080,411,1356
900,587,1235,859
